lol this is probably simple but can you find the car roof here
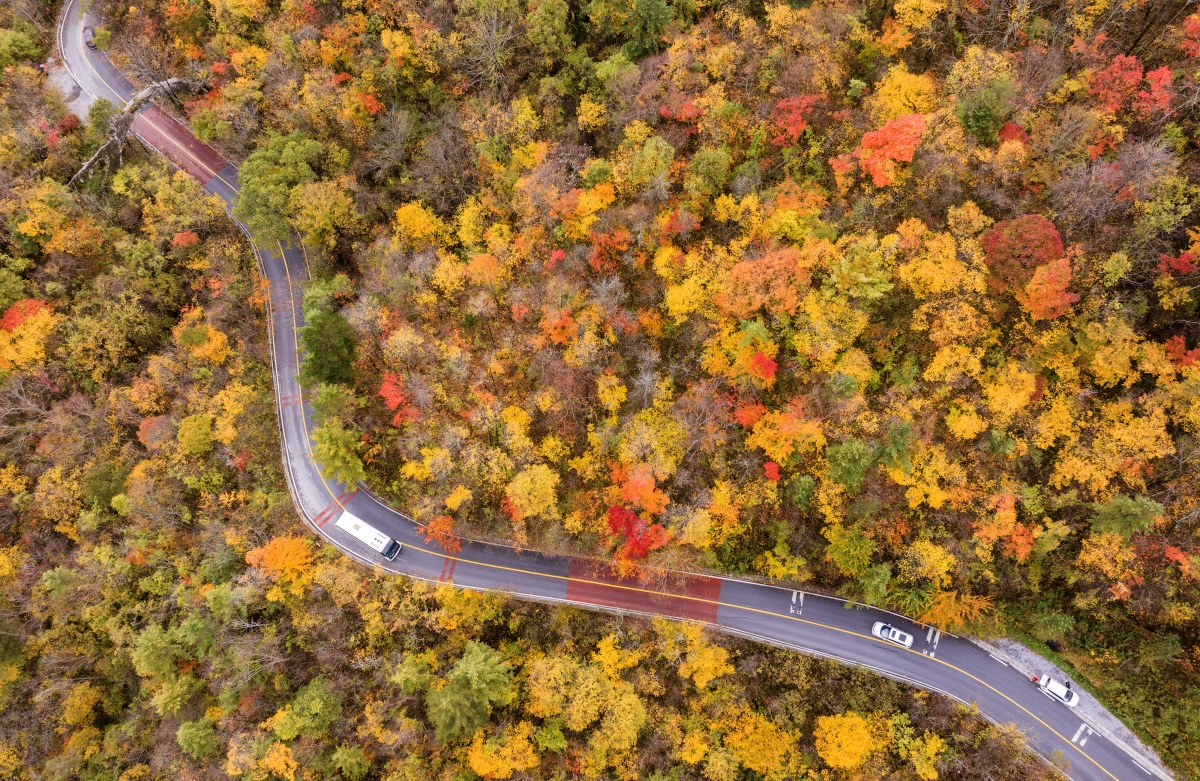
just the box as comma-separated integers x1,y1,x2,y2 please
1045,678,1070,696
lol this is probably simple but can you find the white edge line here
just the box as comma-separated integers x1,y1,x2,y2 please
52,9,1179,780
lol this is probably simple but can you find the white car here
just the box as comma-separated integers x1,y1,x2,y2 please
871,621,914,648
1038,676,1080,707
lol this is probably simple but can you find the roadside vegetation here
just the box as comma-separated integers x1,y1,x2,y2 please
1,0,1199,776
0,61,1056,780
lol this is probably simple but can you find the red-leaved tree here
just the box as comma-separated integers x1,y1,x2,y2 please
137,415,173,451
852,113,927,187
1158,252,1197,276
1091,54,1145,113
0,299,50,332
998,122,1029,144
748,352,778,384
980,215,1064,293
588,228,632,274
1135,67,1173,119
379,372,419,426
608,506,670,562
1165,335,1200,368
1184,13,1200,56
770,95,822,146
1087,54,1173,119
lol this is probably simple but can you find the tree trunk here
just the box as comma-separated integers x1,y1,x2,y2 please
68,77,208,188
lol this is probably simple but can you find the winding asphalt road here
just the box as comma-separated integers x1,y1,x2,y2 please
54,5,1172,780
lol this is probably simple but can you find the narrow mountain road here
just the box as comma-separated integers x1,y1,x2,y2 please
55,5,1169,780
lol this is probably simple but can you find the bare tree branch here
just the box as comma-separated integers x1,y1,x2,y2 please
68,78,209,188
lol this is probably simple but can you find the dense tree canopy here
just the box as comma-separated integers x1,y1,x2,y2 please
2,0,1200,775
232,131,323,245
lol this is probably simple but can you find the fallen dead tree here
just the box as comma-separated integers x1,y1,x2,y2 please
67,77,207,187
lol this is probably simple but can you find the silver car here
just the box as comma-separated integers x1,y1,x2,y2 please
872,621,914,648
1039,676,1080,707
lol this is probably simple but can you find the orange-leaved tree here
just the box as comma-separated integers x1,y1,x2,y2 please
246,535,316,600
424,515,462,554
1017,257,1078,321
919,590,994,631
836,113,927,187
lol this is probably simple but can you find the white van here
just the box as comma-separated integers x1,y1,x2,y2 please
334,511,400,560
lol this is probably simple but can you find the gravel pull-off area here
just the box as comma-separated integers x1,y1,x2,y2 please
47,55,94,119
975,637,1175,781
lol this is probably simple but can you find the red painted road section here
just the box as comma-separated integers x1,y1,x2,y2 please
566,559,722,622
313,489,359,528
132,106,227,184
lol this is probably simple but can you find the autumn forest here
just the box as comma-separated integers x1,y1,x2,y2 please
1,0,1200,777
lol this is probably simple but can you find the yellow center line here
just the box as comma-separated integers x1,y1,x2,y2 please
273,162,1124,781
71,15,1122,780
76,31,237,191
390,534,1118,780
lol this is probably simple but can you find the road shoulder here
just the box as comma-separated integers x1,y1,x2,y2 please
973,637,1174,781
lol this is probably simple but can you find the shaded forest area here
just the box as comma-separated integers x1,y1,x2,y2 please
3,0,1200,776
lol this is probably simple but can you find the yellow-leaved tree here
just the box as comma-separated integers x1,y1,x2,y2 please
392,202,449,250
174,307,230,365
289,178,355,252
815,712,879,770
893,0,948,30
214,0,270,20
0,299,57,371
503,464,560,547
209,381,255,447
256,741,297,780
593,635,645,681
722,705,796,780
908,731,946,779
525,655,588,722
746,411,826,464
655,619,734,690
467,722,540,780
871,65,939,122
982,362,1037,424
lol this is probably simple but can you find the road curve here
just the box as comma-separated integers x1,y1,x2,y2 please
54,6,1168,780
